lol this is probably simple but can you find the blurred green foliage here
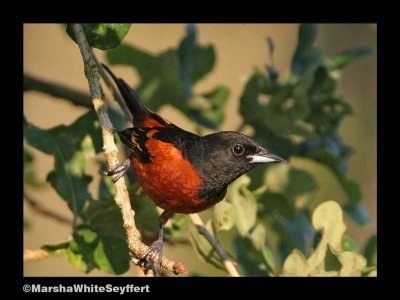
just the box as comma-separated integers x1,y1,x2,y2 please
66,24,131,50
23,23,376,276
107,24,229,129
281,201,375,276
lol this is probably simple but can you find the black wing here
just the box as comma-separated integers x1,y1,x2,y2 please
118,127,152,163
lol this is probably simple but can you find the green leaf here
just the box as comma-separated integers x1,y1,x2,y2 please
108,44,185,111
67,226,98,273
362,266,377,277
340,177,362,203
364,235,377,267
328,47,372,70
67,24,131,50
280,201,369,276
279,212,316,256
24,112,101,216
249,223,266,251
341,235,360,252
41,242,70,256
107,43,156,68
265,165,317,210
291,24,322,78
239,74,308,158
84,200,125,239
304,201,345,276
189,221,224,270
234,236,268,276
308,201,346,270
261,165,318,253
164,214,190,237
324,244,341,272
24,147,44,188
213,200,236,231
254,129,295,160
265,36,279,81
131,194,160,233
337,251,367,276
344,203,371,225
299,137,365,216
297,24,318,52
281,249,309,276
81,202,131,274
227,175,258,236
46,161,93,216
246,222,279,275
66,225,130,275
98,173,115,202
242,86,303,140
93,235,130,275
239,74,297,154
262,244,278,276
189,85,230,129
287,169,318,209
292,68,315,101
178,24,216,94
239,74,266,127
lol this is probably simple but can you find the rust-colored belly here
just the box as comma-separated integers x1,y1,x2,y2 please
132,138,215,214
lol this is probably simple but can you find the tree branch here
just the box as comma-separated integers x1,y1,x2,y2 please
71,23,187,276
24,74,92,108
189,214,240,277
24,192,72,225
24,249,51,262
23,74,125,122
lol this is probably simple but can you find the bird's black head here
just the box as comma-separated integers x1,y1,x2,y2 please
189,131,288,199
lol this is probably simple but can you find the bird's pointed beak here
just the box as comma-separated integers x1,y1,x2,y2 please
247,148,288,164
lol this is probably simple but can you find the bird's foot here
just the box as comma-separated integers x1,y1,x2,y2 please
137,240,163,276
99,159,131,183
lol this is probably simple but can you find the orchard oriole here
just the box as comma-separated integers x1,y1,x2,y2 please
101,65,288,274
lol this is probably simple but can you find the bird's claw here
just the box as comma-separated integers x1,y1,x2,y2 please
99,159,131,183
137,240,163,276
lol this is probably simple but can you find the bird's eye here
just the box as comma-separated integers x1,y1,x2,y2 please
232,144,245,156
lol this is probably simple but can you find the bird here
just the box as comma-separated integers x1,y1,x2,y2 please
101,64,288,274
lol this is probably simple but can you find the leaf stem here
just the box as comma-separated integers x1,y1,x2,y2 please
189,214,240,277
24,192,72,225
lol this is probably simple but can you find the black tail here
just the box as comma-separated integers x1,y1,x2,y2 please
102,64,169,128
102,63,149,125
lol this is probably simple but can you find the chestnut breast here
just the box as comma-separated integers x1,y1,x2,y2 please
132,138,220,214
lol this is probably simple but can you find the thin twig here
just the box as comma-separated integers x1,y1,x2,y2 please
24,249,51,262
93,56,133,123
24,192,72,225
189,214,240,277
24,74,92,108
24,74,125,122
71,23,187,276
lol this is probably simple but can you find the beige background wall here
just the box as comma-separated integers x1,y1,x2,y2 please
23,24,377,276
